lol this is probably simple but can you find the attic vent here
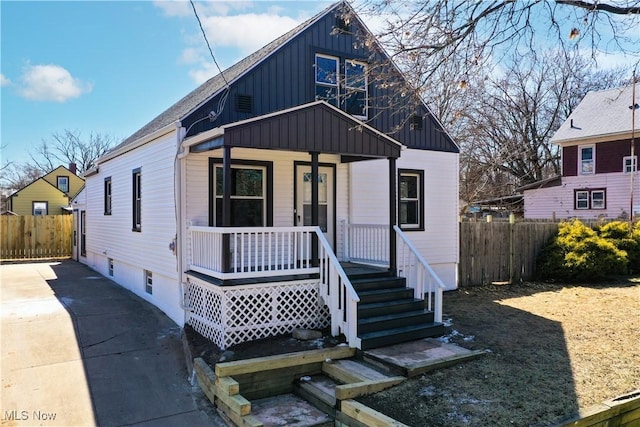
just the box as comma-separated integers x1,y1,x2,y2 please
336,16,350,33
235,94,253,113
410,114,423,131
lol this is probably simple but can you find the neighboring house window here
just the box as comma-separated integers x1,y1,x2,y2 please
132,168,141,231
315,54,339,108
57,176,69,193
315,54,368,118
108,258,114,277
624,156,637,173
32,201,48,216
144,270,152,294
575,189,606,210
104,177,112,215
575,191,589,210
579,145,595,175
591,190,606,209
398,170,424,230
214,165,266,227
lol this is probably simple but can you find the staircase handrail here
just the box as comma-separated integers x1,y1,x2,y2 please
315,227,361,348
394,225,445,323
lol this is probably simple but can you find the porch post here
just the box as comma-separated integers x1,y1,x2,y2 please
311,152,319,267
222,145,232,273
389,157,397,274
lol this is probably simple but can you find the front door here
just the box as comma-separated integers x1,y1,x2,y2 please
295,165,334,248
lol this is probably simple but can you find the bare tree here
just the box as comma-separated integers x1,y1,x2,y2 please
358,0,640,86
0,129,116,193
29,129,115,175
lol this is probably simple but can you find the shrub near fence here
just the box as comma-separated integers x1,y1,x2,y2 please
1,215,73,260
459,219,559,287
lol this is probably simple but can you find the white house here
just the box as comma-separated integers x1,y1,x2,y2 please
78,1,460,351
523,84,640,220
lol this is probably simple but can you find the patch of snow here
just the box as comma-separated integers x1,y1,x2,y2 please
419,385,437,397
443,318,454,327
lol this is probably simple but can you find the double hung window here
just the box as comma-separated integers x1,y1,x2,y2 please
575,189,605,210
315,54,368,119
399,170,424,230
579,145,594,175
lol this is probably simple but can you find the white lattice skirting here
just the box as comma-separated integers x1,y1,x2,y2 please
185,276,331,349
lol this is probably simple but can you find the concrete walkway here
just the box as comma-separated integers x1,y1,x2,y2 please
1,260,225,427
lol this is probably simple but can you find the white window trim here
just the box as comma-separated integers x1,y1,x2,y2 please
57,176,69,193
591,190,605,210
399,171,422,229
575,190,589,210
578,145,595,175
623,155,637,174
344,59,368,120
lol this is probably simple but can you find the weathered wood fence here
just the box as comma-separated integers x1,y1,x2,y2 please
459,220,559,287
1,215,73,260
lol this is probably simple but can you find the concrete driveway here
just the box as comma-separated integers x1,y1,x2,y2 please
1,260,225,427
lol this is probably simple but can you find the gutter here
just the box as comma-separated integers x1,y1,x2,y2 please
98,122,178,165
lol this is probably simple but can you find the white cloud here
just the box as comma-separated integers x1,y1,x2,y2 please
18,64,92,102
188,62,220,85
179,47,203,65
201,13,300,54
0,73,11,86
152,0,191,17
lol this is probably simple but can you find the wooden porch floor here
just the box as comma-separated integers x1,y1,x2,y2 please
186,262,389,287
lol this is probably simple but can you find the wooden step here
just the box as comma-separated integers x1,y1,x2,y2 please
323,359,388,383
251,393,333,427
295,375,338,416
358,322,445,351
357,287,414,304
350,275,406,292
357,298,424,318
358,309,435,334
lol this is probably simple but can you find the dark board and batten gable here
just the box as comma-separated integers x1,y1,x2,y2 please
118,1,457,157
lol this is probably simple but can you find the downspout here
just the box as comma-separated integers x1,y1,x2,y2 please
175,122,191,320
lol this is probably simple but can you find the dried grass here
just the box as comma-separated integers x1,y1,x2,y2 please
358,278,640,427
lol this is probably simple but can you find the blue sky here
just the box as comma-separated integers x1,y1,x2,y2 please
1,1,638,168
1,1,331,166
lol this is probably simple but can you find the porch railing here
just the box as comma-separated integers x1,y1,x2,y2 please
316,228,361,348
394,225,444,322
188,226,317,279
341,221,389,266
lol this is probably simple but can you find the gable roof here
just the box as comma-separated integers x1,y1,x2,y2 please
9,175,66,199
8,165,83,198
115,2,342,151
551,84,640,144
188,101,403,158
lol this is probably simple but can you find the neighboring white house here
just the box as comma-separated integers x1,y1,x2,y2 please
523,84,640,220
80,1,460,350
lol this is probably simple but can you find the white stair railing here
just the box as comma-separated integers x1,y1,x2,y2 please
394,225,444,322
315,227,361,349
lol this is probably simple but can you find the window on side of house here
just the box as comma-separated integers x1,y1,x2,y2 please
344,59,367,118
579,145,595,175
624,155,637,173
398,170,424,230
104,177,112,215
33,201,48,216
57,176,69,193
315,54,339,108
214,165,266,227
575,191,589,209
132,168,141,231
575,189,606,210
108,258,114,277
144,270,152,294
591,190,605,209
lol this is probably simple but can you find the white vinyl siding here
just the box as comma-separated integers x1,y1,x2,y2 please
82,130,181,324
524,173,637,219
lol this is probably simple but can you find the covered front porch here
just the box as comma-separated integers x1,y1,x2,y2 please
179,102,444,350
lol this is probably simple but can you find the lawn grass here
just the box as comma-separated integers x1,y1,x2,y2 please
357,278,640,427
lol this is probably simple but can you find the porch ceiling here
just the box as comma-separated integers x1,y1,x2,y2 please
189,101,403,159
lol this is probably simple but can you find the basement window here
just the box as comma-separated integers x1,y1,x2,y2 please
108,258,114,277
144,270,152,294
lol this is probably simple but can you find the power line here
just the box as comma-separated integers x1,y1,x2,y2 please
189,0,230,89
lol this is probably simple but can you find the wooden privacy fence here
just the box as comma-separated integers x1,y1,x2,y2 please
459,220,559,287
1,215,73,260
